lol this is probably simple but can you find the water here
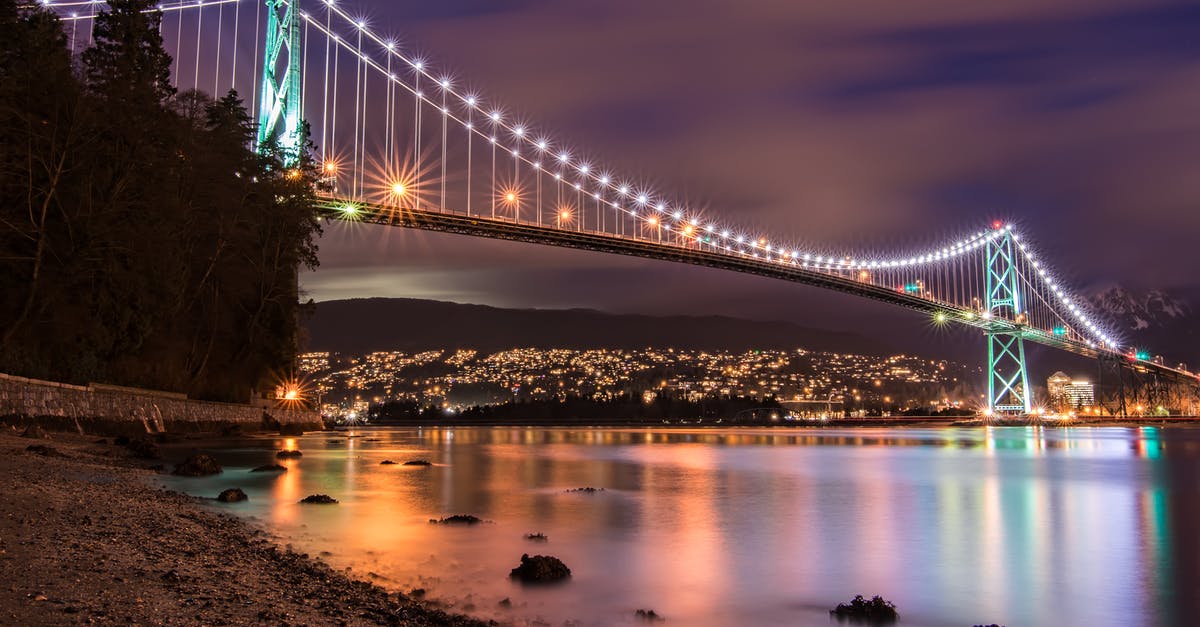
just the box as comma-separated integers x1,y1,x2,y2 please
160,426,1198,626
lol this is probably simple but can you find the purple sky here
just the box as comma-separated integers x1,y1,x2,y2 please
299,0,1200,332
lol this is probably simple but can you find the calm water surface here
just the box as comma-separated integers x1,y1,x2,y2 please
160,426,1200,626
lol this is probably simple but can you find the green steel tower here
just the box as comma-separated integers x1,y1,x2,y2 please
984,228,1032,414
256,0,303,164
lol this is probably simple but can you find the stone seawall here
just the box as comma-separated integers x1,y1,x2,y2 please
0,373,322,435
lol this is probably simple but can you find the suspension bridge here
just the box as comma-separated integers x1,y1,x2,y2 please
46,0,1198,415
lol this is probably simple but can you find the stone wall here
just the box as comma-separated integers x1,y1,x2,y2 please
0,373,322,435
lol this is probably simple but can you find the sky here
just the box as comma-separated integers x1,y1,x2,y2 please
298,0,1200,336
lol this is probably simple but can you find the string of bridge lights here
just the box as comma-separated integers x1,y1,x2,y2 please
41,0,1122,355
297,0,1118,351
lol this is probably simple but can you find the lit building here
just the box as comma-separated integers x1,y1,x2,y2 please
1048,371,1094,411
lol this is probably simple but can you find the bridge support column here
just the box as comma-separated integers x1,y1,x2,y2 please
256,0,303,164
985,228,1032,415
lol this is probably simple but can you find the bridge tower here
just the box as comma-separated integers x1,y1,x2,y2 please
985,228,1032,414
256,0,304,164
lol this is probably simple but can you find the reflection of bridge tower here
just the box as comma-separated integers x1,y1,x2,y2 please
256,0,304,164
985,229,1031,414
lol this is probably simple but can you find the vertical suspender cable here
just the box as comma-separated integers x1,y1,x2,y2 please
320,5,330,166
351,29,361,198
231,0,240,91
193,3,202,90
214,2,224,95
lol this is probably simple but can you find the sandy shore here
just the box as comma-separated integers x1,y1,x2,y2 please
0,430,490,626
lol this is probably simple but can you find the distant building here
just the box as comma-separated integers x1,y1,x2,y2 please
1047,371,1094,411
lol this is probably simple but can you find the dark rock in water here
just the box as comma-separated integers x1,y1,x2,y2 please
20,425,48,439
279,424,307,436
565,486,605,493
973,624,1005,627
173,454,222,476
326,439,343,444
402,459,432,466
830,595,898,622
498,597,511,608
250,463,287,472
217,488,248,503
25,445,63,457
509,554,571,583
379,460,397,465
365,438,382,442
275,450,303,459
124,438,160,460
635,609,665,622
430,514,484,525
299,494,338,504
524,533,548,542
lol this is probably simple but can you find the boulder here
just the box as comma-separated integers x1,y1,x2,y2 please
124,438,161,460
509,554,571,583
830,595,898,622
173,454,222,476
524,533,548,542
402,459,432,466
217,488,248,503
250,463,287,472
299,494,338,504
275,450,303,459
20,425,48,439
25,445,63,457
379,460,397,465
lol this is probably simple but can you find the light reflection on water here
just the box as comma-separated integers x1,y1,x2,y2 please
160,426,1196,626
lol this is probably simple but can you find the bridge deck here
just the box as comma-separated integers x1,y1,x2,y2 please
315,199,1195,383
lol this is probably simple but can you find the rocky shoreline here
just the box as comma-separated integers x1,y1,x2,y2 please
0,430,490,626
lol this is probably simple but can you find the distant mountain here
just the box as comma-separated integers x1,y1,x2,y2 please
303,298,890,355
1087,285,1199,368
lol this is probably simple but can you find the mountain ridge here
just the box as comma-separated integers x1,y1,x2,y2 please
303,297,891,355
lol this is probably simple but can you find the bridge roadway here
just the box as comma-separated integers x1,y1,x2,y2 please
315,198,1197,384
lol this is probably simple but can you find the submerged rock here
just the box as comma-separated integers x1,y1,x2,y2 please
430,514,484,525
402,459,432,466
635,609,665,622
299,494,338,504
830,595,898,622
564,487,605,493
379,460,397,465
173,454,222,476
524,533,548,542
250,463,287,472
275,450,303,459
217,488,248,503
509,554,571,583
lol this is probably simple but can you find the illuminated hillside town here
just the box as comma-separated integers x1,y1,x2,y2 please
298,348,990,420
